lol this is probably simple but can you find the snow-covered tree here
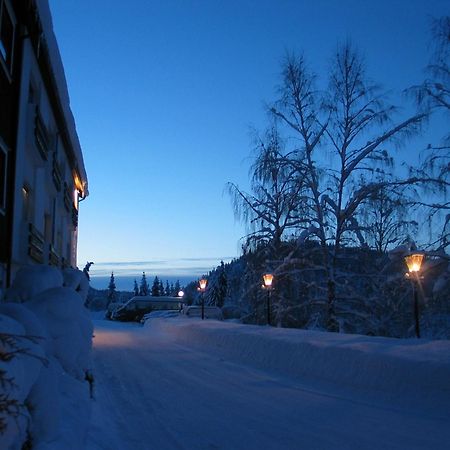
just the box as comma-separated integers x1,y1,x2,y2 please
133,279,139,297
407,16,450,250
107,272,116,303
139,272,149,296
151,276,160,296
174,280,181,295
164,281,171,297
228,125,307,255
270,44,425,330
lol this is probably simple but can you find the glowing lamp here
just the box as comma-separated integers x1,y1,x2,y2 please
178,290,184,298
199,279,207,291
263,273,274,288
404,253,424,273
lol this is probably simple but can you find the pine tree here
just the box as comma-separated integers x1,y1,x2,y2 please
151,276,160,296
174,280,181,296
159,279,165,296
133,279,139,296
170,282,175,296
139,272,149,296
217,261,227,307
107,272,116,303
164,280,171,296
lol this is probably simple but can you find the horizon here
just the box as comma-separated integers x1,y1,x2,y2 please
86,256,235,290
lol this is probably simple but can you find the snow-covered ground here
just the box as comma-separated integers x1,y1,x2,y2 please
87,317,450,450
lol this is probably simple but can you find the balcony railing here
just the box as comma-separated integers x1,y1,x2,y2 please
34,107,50,161
52,156,62,192
63,182,72,212
48,244,60,267
28,223,44,263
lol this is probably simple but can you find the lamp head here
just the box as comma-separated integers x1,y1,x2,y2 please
263,273,274,288
404,253,424,273
199,279,208,291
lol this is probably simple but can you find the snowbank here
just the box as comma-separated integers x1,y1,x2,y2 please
146,318,450,412
0,266,93,450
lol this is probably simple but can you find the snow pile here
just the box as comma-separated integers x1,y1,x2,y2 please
147,318,450,412
0,266,93,450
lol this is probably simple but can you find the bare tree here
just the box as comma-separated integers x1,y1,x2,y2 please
360,184,418,253
407,16,450,250
227,126,308,255
271,44,426,330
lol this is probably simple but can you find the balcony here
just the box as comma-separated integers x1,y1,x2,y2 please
52,156,62,191
28,223,44,263
48,244,60,267
63,182,72,212
34,107,50,161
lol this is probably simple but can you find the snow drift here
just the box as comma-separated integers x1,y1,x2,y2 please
0,266,93,450
146,318,450,413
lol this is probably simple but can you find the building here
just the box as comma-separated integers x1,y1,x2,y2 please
0,0,88,291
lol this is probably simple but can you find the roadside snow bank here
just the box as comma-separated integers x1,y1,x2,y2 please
0,266,93,450
147,318,450,411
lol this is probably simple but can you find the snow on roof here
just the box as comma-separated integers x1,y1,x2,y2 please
36,0,89,195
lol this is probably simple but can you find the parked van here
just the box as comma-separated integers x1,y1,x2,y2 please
112,296,183,322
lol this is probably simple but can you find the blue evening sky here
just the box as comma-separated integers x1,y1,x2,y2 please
49,0,448,289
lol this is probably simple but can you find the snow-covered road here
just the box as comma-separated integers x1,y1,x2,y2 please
87,319,449,450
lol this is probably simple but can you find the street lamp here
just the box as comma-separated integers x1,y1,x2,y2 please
404,253,424,338
198,279,207,320
262,273,274,326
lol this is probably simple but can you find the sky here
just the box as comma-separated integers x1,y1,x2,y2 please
48,0,448,289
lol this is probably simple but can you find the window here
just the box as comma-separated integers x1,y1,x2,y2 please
0,142,6,213
0,0,15,74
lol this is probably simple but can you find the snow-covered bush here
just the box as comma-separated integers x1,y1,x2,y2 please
0,265,93,449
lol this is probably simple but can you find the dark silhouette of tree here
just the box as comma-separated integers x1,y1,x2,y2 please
107,272,116,303
139,272,149,296
151,276,161,296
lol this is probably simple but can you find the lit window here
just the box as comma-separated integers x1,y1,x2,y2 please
73,189,79,210
0,0,15,74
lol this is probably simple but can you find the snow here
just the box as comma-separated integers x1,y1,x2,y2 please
1,266,93,449
86,316,450,450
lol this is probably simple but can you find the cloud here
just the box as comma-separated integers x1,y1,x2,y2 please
88,257,234,278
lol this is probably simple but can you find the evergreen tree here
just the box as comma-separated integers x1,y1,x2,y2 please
107,272,116,302
139,272,149,296
174,280,181,296
159,279,165,296
217,261,228,307
164,280,171,297
133,279,139,296
151,276,160,296
170,282,175,296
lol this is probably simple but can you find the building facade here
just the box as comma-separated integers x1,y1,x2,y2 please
0,0,88,291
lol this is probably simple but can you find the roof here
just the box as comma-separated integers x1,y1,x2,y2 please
36,0,88,196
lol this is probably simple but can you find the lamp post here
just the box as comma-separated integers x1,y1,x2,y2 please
262,273,274,326
199,279,207,320
404,253,424,338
